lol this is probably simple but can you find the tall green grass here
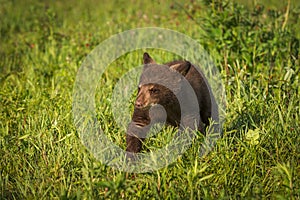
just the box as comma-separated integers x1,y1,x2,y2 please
1,0,299,199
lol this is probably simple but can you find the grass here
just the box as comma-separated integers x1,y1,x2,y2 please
0,0,299,199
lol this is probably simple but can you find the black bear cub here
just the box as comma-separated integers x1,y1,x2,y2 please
126,52,214,153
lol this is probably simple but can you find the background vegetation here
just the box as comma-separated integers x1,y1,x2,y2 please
1,0,299,199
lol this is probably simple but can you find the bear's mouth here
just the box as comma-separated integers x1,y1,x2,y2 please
135,104,156,111
134,122,145,127
132,122,152,129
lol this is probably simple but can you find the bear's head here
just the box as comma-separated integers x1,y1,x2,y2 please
134,53,192,111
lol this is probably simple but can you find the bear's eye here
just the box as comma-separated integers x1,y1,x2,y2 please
149,88,159,94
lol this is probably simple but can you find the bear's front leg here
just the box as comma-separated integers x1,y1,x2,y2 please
126,133,143,153
126,120,150,153
126,107,151,153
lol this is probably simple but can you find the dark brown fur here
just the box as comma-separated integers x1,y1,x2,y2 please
126,52,214,153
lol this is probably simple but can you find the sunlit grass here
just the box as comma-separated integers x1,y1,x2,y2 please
0,0,299,199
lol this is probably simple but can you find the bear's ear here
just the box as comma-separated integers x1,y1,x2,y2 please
143,52,156,64
170,61,191,76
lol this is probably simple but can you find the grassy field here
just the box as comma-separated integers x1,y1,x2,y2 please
1,0,299,199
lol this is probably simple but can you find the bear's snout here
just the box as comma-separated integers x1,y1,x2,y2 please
135,99,144,108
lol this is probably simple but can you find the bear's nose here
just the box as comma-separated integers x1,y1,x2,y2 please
135,100,143,108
